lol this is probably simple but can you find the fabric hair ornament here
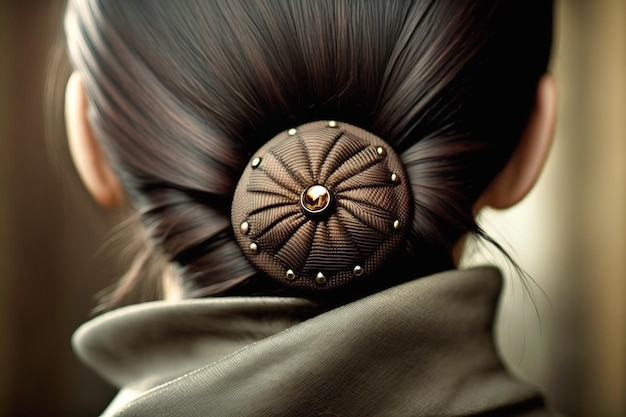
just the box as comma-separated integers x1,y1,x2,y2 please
232,121,412,291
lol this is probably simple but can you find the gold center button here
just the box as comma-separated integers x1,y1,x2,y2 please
301,185,332,215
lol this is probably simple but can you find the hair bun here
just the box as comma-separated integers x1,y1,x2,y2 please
231,121,412,291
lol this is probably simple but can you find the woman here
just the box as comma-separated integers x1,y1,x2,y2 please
64,0,558,415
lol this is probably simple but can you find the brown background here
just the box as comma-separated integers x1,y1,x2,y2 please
0,1,624,416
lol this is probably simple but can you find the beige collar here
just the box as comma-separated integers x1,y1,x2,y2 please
74,267,550,416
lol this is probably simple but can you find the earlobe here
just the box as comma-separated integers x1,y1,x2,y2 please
65,72,123,207
475,74,558,212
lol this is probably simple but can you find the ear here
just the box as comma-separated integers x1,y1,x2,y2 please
474,74,557,212
65,72,123,207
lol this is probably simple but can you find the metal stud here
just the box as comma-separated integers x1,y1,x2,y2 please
251,157,262,168
240,221,250,235
315,272,327,285
288,128,297,136
301,185,332,215
286,269,296,281
393,219,401,230
390,173,399,183
327,120,337,128
249,242,258,253
376,146,386,156
353,265,363,277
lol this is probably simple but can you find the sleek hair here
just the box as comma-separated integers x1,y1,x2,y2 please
64,0,553,306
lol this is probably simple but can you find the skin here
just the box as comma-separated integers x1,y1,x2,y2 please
473,74,558,213
65,72,123,208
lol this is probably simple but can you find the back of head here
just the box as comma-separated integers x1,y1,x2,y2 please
64,0,553,303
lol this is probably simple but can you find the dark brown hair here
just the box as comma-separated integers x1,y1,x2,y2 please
64,0,553,306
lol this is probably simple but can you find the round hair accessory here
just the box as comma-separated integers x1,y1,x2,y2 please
231,121,412,291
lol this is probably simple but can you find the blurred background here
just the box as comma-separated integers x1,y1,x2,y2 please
0,0,624,416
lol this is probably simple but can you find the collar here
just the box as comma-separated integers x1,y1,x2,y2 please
74,267,548,416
